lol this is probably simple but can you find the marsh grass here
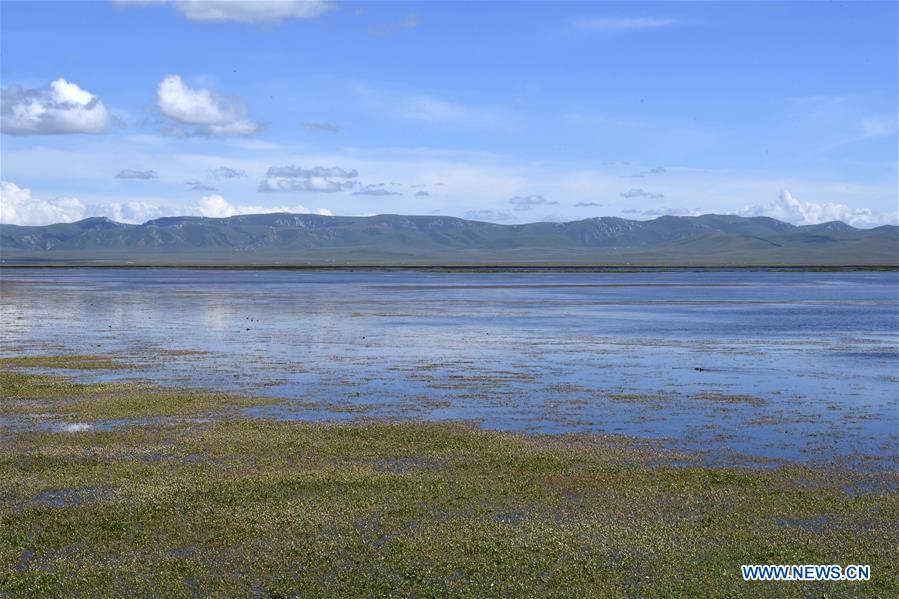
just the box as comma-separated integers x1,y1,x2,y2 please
0,365,896,597
0,355,132,371
0,371,277,419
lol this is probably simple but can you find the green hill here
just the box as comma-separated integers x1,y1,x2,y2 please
1,213,896,266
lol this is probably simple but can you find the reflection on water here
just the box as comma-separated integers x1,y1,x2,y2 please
1,268,897,465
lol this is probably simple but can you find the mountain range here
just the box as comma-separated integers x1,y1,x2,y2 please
1,213,896,266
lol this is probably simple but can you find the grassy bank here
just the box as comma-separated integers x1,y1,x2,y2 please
1,365,896,597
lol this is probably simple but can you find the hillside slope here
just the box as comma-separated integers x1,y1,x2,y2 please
1,213,896,265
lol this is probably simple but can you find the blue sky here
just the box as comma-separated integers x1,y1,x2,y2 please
1,0,896,226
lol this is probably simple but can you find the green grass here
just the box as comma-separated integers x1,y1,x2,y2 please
0,355,132,371
1,367,896,597
0,371,278,419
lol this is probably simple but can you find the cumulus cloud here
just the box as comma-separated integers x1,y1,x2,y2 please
197,194,332,218
0,181,337,226
89,200,172,224
620,188,664,199
0,181,86,225
175,0,333,22
414,191,430,197
463,209,516,222
737,190,898,228
197,194,239,218
115,169,158,180
509,195,557,211
572,202,602,207
207,166,247,179
116,1,335,23
1,79,116,135
302,122,340,133
259,165,358,193
0,181,174,225
156,75,262,136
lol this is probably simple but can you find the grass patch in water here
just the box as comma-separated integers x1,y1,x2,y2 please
0,368,896,597
0,355,131,371
0,371,277,419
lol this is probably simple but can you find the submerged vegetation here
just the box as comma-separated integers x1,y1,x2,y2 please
1,362,897,597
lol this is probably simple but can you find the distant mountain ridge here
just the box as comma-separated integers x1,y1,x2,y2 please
1,213,897,265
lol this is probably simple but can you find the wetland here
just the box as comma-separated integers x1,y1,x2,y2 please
1,268,897,596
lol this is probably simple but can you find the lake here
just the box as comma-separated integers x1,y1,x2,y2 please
2,268,897,466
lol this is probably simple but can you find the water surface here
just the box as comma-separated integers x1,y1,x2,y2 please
2,268,897,465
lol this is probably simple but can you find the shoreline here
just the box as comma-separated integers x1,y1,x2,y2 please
2,263,898,272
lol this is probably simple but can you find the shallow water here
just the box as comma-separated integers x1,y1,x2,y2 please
2,268,897,464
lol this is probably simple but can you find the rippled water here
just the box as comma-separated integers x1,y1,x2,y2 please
2,268,897,464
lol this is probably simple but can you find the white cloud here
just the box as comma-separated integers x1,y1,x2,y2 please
197,194,239,217
207,166,247,179
156,75,262,136
4,138,895,229
115,1,334,23
187,181,218,192
173,1,334,23
115,169,158,179
353,184,401,196
1,79,115,135
267,165,358,178
738,190,898,227
197,194,331,218
90,200,171,223
206,120,261,136
0,181,332,226
0,181,176,225
0,181,86,225
259,165,358,193
620,188,664,199
509,195,557,211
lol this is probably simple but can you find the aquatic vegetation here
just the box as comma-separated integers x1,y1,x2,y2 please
0,355,131,370
1,368,896,597
0,371,278,419
2,269,896,463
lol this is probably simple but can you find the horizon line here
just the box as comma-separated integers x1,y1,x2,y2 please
2,211,895,231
